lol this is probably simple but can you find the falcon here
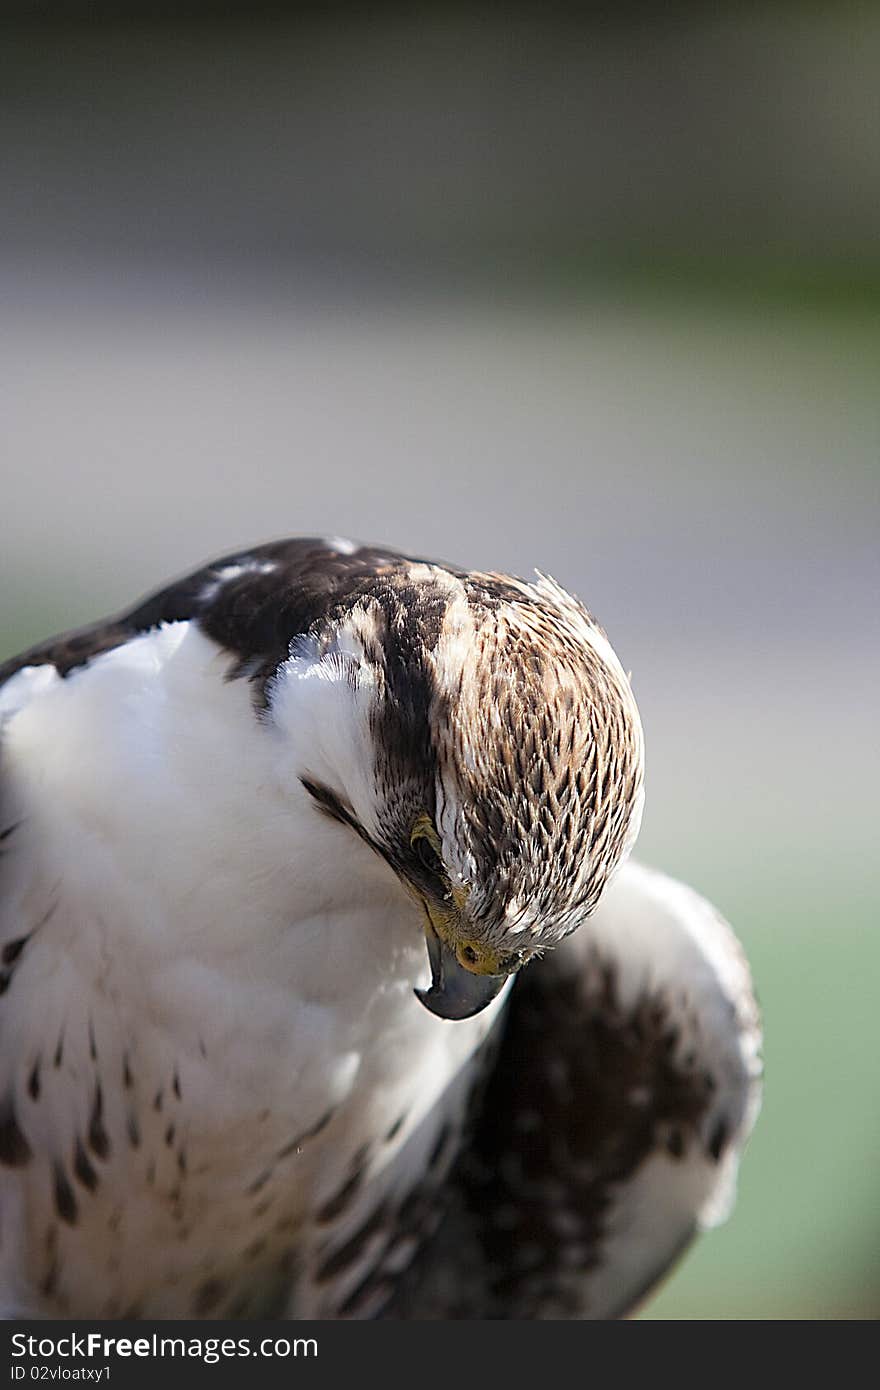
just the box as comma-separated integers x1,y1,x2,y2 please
0,538,761,1320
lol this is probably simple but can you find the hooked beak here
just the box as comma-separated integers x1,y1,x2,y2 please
415,913,509,1020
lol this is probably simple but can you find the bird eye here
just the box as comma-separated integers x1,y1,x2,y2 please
414,833,443,878
410,816,444,879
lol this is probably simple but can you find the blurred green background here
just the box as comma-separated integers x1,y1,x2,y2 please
1,3,877,1319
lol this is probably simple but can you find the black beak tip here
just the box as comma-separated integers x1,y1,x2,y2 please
414,978,508,1023
416,916,513,1020
414,962,510,1021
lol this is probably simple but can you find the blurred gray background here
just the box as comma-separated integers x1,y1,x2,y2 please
2,4,878,1318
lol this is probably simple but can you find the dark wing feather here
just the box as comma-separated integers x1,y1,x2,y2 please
386,863,761,1319
0,537,413,692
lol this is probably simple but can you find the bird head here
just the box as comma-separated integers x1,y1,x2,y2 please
272,559,644,1020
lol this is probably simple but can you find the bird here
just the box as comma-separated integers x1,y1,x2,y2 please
0,536,761,1320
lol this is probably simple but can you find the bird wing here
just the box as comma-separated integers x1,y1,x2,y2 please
0,537,419,690
388,858,762,1319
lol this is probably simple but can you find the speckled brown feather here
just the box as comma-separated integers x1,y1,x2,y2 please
427,574,643,949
